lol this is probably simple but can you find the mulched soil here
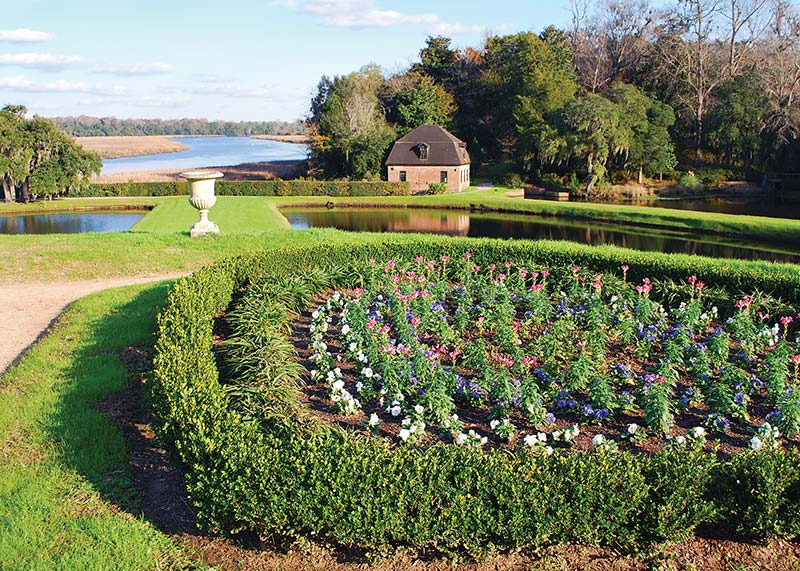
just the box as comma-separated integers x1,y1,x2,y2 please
98,344,800,571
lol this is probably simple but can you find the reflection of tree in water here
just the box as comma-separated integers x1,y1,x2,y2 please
285,208,800,264
0,213,143,235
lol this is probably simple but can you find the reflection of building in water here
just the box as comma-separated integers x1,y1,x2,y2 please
387,213,470,236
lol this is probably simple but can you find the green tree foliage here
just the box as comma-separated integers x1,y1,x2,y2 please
483,32,577,160
383,72,456,133
309,65,396,180
0,105,101,202
705,77,769,168
50,116,303,137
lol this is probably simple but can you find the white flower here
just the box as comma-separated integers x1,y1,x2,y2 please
398,428,411,442
312,310,320,319
490,419,500,430
341,324,350,335
334,367,342,377
627,423,639,435
592,434,605,447
675,435,686,445
332,379,345,391
361,367,374,378
537,432,547,442
455,432,468,445
368,413,380,427
689,426,706,438
414,404,424,415
390,405,401,417
545,446,554,455
349,342,357,352
523,434,538,447
750,435,764,452
401,418,411,426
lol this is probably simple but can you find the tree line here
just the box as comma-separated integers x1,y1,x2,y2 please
50,116,306,137
1,106,100,202
308,0,800,190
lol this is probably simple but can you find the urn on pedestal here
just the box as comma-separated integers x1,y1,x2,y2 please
180,170,223,237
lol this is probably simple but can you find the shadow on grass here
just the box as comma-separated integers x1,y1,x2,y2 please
43,281,199,535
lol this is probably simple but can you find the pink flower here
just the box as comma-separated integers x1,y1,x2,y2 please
440,255,450,262
498,355,514,367
736,296,754,309
473,266,481,273
366,319,377,329
410,316,420,326
497,273,507,281
379,325,391,335
696,282,705,290
791,354,800,365
353,288,364,296
512,320,521,329
621,264,629,272
504,261,513,268
369,259,376,266
488,264,496,272
415,256,423,263
531,284,544,292
522,356,538,367
464,252,472,259
541,269,550,278
477,316,485,324
780,316,794,326
571,266,581,274
448,348,460,360
688,275,698,285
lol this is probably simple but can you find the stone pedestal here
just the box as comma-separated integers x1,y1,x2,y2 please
180,171,223,237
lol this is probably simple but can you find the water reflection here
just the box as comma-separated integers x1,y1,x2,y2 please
0,212,144,234
283,207,800,264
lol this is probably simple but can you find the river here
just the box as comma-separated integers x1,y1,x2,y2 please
101,136,308,174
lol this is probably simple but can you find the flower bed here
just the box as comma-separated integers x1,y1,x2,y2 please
149,239,800,555
299,256,800,455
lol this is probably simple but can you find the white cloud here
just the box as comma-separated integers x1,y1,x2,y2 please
325,9,438,28
93,62,173,75
277,0,437,29
0,53,81,70
182,82,276,98
0,28,54,42
0,75,127,95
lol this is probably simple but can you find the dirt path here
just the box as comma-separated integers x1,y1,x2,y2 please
0,273,188,376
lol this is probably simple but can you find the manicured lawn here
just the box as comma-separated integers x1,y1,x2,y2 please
0,282,194,571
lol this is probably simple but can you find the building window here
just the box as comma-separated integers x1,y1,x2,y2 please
440,171,448,183
418,144,429,160
399,171,406,182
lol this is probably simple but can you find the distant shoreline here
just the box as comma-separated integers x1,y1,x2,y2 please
251,134,310,145
91,159,307,183
77,135,190,159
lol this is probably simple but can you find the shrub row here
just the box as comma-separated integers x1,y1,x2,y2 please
149,239,800,555
76,179,410,198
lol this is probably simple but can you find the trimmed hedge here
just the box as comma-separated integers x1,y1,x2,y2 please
76,180,410,197
150,238,800,555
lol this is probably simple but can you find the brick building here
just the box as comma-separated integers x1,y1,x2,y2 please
385,124,471,193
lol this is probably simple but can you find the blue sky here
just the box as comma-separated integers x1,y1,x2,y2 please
1,1,576,121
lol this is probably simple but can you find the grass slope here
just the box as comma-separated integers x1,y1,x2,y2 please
0,282,193,571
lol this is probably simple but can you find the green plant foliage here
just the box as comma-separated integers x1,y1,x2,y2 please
149,240,800,557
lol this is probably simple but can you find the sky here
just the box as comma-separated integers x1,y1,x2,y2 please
0,0,578,122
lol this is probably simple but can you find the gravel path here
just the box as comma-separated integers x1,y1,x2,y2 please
0,273,187,376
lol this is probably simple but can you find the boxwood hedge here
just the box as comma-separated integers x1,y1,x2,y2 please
74,179,410,198
149,237,800,555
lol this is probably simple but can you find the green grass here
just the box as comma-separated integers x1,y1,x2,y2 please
0,282,196,570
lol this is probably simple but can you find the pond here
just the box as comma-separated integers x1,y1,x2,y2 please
102,136,309,174
283,207,800,264
0,211,145,235
605,195,800,220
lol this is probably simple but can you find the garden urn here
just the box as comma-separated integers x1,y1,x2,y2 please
180,170,223,237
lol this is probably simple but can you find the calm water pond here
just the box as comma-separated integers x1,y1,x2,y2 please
283,207,800,264
102,136,308,174
0,211,144,234
607,196,800,220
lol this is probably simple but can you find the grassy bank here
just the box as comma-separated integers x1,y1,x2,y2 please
5,190,800,247
0,282,192,570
